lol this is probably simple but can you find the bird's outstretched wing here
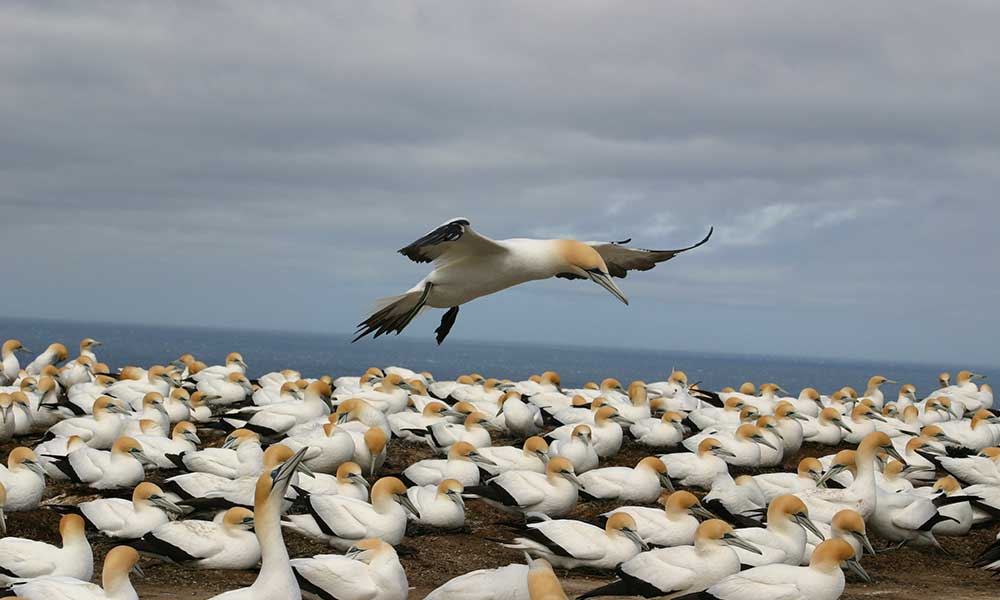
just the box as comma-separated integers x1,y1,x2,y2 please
398,218,506,265
588,227,713,278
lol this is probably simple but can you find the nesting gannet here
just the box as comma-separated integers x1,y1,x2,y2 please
753,416,786,467
350,427,389,477
477,437,549,475
206,446,308,600
935,409,1000,450
52,482,183,539
751,457,822,504
401,441,494,487
702,474,767,528
171,429,263,479
939,447,1000,485
577,520,760,599
134,421,200,469
658,438,733,491
802,508,875,564
122,392,171,436
0,340,30,386
354,218,711,343
0,448,46,511
546,406,624,458
504,512,646,570
684,424,774,467
388,401,450,440
8,545,142,600
335,398,392,438
231,381,334,438
46,396,129,449
464,457,582,518
24,342,69,375
605,490,716,548
405,479,466,529
420,412,496,454
630,411,685,448
295,462,370,500
282,477,417,550
197,372,253,406
698,538,870,600
546,424,599,474
0,514,93,584
913,476,974,536
51,436,150,490
191,352,248,383
291,538,408,600
801,407,852,446
498,391,544,437
730,495,825,567
131,507,259,570
578,457,673,503
423,562,530,600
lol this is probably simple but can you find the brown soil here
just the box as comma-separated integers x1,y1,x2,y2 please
4,434,998,599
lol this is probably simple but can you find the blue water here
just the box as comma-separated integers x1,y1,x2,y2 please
0,317,989,395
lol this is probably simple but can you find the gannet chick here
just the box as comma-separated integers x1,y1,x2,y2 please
282,477,418,550
578,457,673,503
659,438,733,490
131,507,259,570
354,218,711,343
0,447,46,511
577,520,760,599
604,490,716,548
547,424,599,474
0,513,93,584
51,481,183,539
206,446,308,599
291,538,408,600
464,457,582,518
405,479,466,529
505,512,647,570
8,545,142,600
401,441,494,487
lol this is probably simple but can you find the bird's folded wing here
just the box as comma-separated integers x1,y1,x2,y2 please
529,521,605,560
291,556,378,597
82,499,130,531
588,227,713,278
398,218,506,264
497,472,546,506
892,497,938,530
621,547,698,590
709,570,803,600
312,497,371,538
14,577,103,600
151,521,225,558
0,539,58,575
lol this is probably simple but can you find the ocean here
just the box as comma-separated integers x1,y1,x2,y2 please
0,317,988,396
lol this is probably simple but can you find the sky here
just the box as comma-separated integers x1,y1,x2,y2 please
1,1,998,366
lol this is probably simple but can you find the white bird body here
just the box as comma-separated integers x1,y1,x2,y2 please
137,508,260,570
604,491,710,548
8,545,142,600
405,480,466,529
505,514,646,570
629,413,684,447
476,440,548,475
280,424,355,474
546,426,599,474
658,440,731,491
423,563,529,600
177,432,263,479
68,483,182,539
939,451,1000,485
578,457,670,503
0,514,93,585
0,448,46,510
465,458,581,518
291,540,408,600
63,440,147,490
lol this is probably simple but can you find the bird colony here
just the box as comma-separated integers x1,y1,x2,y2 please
0,337,998,599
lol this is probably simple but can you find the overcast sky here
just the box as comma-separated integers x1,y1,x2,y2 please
1,1,998,366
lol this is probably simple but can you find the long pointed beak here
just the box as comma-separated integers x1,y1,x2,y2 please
756,437,777,451
853,531,876,556
153,496,185,515
469,452,497,467
0,508,6,536
724,532,762,554
816,464,845,487
184,432,202,445
273,446,309,494
399,493,421,519
691,505,718,521
659,473,675,493
624,529,649,551
588,270,629,305
839,422,853,434
349,473,371,490
869,413,887,423
884,446,906,464
796,513,825,541
846,557,873,583
562,471,584,488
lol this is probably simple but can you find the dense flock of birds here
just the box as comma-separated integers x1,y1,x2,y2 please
0,337,998,600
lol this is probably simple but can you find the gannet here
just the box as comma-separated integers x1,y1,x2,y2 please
578,456,673,503
730,495,825,567
349,427,389,477
190,352,248,383
801,407,851,445
659,438,733,490
25,342,69,375
802,509,875,564
388,401,450,440
0,447,46,511
0,394,14,443
134,421,201,469
913,476,974,537
291,538,408,600
45,396,129,449
684,424,774,467
171,429,263,479
0,513,93,584
753,457,823,502
206,446,308,600
401,441,494,487
354,218,711,343
605,490,716,548
698,538,869,600
499,391,544,437
227,380,333,438
0,340,30,386
546,406,624,458
477,437,549,475
52,481,183,539
546,424,599,474
405,479,466,529
8,545,142,600
52,436,150,490
939,447,1000,485
754,416,785,467
295,461,370,500
282,477,417,550
629,411,685,447
281,421,356,475
423,562,530,600
335,398,392,438
130,507,259,570
197,371,253,406
504,512,646,570
464,457,582,518
577,520,760,599
121,392,170,437
935,409,1000,450
420,412,496,454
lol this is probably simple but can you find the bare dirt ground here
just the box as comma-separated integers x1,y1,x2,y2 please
5,433,998,599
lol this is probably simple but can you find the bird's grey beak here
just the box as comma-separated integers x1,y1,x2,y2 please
791,413,809,421
691,505,718,521
295,459,315,478
562,471,584,488
222,436,239,449
624,529,648,551
237,359,248,370
448,490,466,509
971,373,987,380
469,452,497,467
839,421,853,434
587,270,629,305
795,513,825,541
714,447,737,458
151,495,185,515
91,341,103,347
920,445,946,456
938,434,962,445
24,460,47,478
131,562,145,579
816,464,846,487
853,531,876,556
846,557,873,583
724,532,762,554
272,447,309,495
869,413,887,423
0,508,6,536
659,473,675,493
755,436,777,451
885,379,898,385
399,493,421,519
884,446,906,464
349,473,371,490
184,431,202,445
